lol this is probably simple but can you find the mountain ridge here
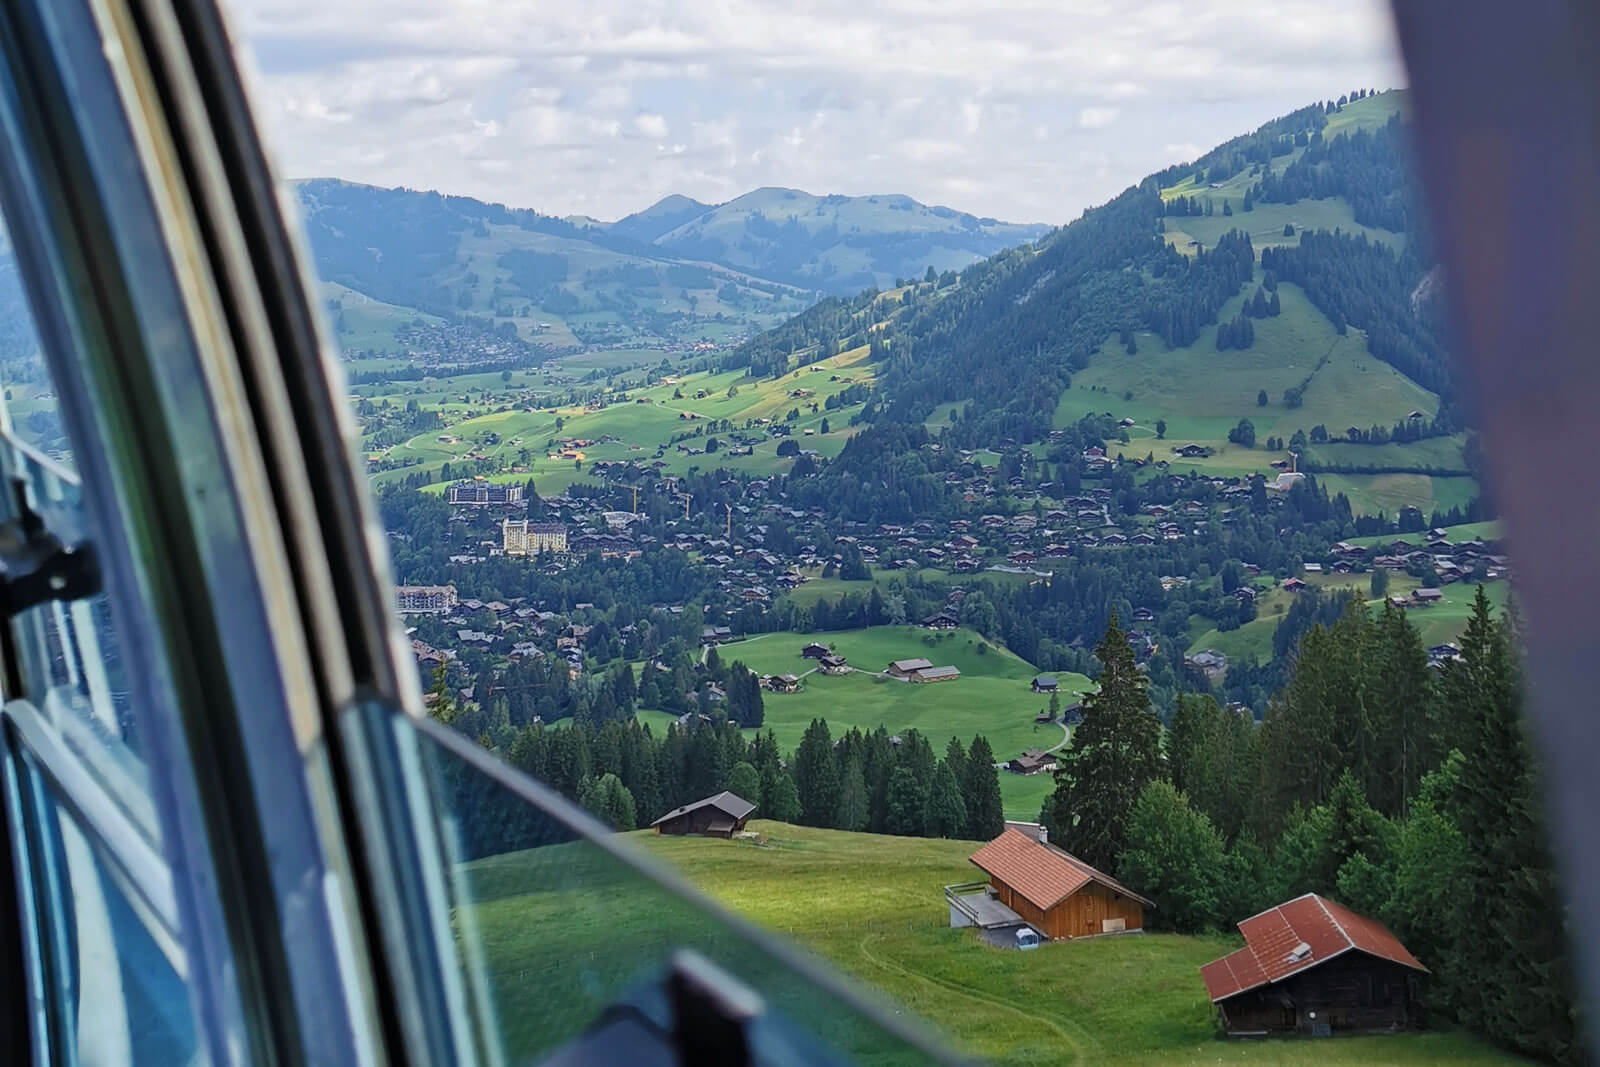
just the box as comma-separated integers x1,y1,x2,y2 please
294,178,1049,356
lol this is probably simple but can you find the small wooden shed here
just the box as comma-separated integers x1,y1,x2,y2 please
968,828,1150,940
1200,893,1426,1036
650,791,757,838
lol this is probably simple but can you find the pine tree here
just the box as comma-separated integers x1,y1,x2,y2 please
963,735,1005,840
923,760,969,838
792,718,840,827
1041,612,1163,872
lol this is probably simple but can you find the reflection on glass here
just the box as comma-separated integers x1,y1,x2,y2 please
0,229,69,467
402,716,933,1067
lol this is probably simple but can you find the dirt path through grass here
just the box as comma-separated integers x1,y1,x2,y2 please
854,933,1093,1065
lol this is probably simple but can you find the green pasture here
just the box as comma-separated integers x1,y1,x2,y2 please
626,821,1520,1065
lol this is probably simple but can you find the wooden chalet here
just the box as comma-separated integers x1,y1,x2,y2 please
819,654,850,675
1200,894,1427,1036
1007,749,1057,775
650,791,757,838
968,829,1150,940
800,642,831,659
1031,674,1059,693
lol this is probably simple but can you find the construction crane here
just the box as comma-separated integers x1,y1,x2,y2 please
673,491,691,520
607,480,640,514
725,502,732,539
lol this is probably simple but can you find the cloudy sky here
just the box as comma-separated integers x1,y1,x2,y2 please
228,0,1406,225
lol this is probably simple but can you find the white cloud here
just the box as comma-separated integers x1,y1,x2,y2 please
1077,106,1120,129
633,111,670,139
228,0,1407,223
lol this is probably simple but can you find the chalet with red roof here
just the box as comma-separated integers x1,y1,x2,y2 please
965,828,1150,940
1200,893,1426,1036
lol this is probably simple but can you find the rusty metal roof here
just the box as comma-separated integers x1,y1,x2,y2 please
1200,893,1427,1003
968,828,1153,911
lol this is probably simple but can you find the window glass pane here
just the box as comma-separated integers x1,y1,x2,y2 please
27,772,203,1066
402,717,930,1066
0,220,153,842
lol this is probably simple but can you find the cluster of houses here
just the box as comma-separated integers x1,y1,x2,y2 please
398,587,609,681
1331,530,1510,584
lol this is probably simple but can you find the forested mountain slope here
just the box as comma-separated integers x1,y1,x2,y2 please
729,90,1471,520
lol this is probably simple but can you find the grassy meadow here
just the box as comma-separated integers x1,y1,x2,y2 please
448,820,1525,1066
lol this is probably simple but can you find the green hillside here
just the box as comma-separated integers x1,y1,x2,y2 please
608,823,1521,1065
727,90,1474,520
361,342,878,492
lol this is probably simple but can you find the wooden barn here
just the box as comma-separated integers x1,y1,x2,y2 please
1200,893,1427,1036
967,828,1150,940
649,791,756,838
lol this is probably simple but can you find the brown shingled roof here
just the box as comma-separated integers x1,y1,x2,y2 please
1200,893,1427,1003
968,828,1153,911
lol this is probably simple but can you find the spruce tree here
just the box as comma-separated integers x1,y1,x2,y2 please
1366,602,1433,815
835,754,870,832
884,766,925,836
792,718,840,827
963,735,1005,840
1041,612,1163,872
1448,588,1583,1062
923,760,969,838
766,771,802,824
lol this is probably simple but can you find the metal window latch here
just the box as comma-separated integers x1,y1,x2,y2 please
0,478,99,619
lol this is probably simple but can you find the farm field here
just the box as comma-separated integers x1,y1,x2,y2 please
622,821,1522,1065
646,626,1086,820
